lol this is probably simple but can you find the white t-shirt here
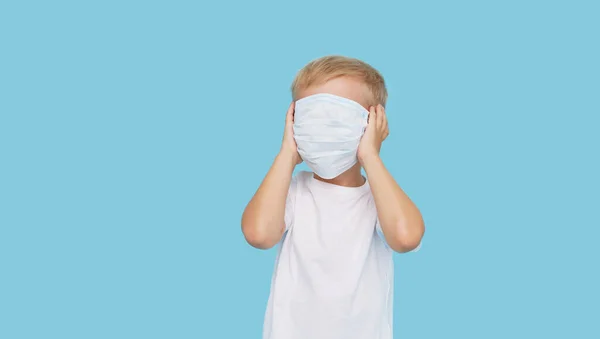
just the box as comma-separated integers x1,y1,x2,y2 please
263,171,418,339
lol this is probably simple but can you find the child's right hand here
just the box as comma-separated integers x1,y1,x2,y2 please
280,102,302,165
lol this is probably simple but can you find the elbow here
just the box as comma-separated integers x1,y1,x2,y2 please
388,218,425,253
390,237,421,253
241,218,282,250
243,228,277,249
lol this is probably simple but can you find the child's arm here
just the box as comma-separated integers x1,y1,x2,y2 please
242,103,301,249
359,104,425,253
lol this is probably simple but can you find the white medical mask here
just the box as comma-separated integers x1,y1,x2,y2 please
293,93,369,179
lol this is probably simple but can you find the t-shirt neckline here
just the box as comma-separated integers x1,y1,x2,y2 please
309,172,371,194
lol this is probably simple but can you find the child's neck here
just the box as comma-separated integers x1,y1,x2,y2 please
313,164,365,188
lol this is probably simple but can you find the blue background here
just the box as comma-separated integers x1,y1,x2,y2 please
1,0,598,338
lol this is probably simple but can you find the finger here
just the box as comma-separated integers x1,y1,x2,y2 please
368,106,377,128
383,127,390,140
379,105,388,132
376,104,385,131
286,102,295,124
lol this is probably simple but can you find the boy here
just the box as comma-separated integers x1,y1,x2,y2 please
242,56,425,339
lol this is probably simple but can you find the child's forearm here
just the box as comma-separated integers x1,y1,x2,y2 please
242,151,297,249
362,154,425,252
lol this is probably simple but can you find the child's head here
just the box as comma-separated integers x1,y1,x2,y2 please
291,56,387,182
291,55,387,109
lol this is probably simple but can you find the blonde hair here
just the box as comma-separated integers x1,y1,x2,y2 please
291,55,388,106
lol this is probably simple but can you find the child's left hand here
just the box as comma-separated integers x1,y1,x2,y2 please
358,104,389,165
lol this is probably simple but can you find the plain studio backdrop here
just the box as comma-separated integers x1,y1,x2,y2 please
0,1,598,338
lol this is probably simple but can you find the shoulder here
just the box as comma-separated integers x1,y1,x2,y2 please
287,171,312,198
293,171,313,185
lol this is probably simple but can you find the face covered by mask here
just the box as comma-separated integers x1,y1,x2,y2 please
293,93,369,179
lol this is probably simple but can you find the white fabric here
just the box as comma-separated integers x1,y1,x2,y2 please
293,93,369,179
263,171,415,339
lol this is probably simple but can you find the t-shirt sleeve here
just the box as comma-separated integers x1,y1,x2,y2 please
376,218,421,252
284,175,298,232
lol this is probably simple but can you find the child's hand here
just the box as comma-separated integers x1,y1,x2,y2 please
280,102,302,165
358,104,389,165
